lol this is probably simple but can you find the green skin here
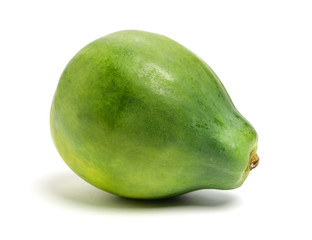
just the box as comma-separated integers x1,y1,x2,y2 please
50,30,258,199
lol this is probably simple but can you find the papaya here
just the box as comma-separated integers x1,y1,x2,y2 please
50,30,259,199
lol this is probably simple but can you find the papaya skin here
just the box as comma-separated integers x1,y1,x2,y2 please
50,30,258,199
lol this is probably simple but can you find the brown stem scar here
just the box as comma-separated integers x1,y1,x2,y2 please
249,154,259,170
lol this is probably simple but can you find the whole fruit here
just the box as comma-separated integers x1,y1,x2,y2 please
50,30,259,199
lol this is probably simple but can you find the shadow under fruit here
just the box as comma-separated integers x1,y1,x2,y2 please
50,30,259,199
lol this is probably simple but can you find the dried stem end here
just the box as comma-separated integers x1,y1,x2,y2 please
249,154,259,170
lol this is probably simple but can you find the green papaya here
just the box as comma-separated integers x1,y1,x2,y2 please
50,30,259,199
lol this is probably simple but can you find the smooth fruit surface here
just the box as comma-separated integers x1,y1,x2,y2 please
50,30,258,199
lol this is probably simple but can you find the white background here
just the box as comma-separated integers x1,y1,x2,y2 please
1,0,311,239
